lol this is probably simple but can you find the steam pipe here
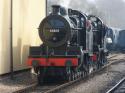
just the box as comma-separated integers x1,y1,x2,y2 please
10,0,14,79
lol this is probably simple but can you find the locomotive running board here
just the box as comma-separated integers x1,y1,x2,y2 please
28,55,80,58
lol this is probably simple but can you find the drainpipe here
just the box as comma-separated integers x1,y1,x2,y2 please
46,0,47,16
10,0,14,79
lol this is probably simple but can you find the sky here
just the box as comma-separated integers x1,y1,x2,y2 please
47,0,125,29
96,0,125,29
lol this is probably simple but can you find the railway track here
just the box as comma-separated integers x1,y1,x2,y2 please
106,77,125,93
13,53,120,93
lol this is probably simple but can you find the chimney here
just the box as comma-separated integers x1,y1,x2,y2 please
52,5,61,15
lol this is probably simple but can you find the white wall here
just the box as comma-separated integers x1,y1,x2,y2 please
0,0,46,74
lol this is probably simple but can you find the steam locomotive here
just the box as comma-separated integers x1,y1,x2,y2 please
106,28,125,51
117,30,125,49
27,5,108,84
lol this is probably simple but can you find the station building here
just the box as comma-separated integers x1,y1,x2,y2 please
0,0,46,75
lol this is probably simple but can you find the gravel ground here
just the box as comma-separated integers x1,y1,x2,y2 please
0,53,124,93
0,71,37,93
56,54,125,93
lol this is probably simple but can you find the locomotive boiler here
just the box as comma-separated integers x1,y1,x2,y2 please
27,5,108,84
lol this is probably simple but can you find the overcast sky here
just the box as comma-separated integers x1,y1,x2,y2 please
96,0,125,29
47,0,125,29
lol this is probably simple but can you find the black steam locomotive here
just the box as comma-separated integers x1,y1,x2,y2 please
27,5,108,84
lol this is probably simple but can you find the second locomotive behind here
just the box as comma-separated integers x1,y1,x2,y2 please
27,5,108,84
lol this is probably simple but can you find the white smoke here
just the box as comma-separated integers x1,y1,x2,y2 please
59,0,71,8
47,0,71,8
87,0,96,4
47,0,104,21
